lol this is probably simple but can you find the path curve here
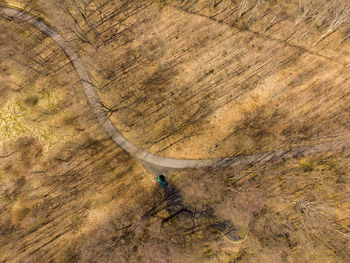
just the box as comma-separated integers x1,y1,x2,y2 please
2,6,350,170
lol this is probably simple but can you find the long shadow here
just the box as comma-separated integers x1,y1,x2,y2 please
142,179,246,242
142,180,213,230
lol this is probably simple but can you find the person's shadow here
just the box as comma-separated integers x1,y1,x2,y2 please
142,176,247,242
142,177,214,232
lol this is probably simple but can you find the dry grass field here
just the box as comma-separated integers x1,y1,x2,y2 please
30,0,350,159
1,0,350,262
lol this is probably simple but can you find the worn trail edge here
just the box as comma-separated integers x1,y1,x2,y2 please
2,6,350,170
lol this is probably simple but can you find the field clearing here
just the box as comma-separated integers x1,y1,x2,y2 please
76,2,350,159
4,0,350,161
0,17,83,154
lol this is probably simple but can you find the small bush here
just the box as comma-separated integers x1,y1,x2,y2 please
23,95,39,106
299,159,315,172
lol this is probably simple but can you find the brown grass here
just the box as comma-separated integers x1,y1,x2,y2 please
35,0,350,159
2,1,350,262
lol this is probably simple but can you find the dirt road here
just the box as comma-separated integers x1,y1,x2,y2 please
1,6,349,172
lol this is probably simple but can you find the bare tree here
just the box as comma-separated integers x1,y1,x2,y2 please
313,5,350,46
284,0,310,43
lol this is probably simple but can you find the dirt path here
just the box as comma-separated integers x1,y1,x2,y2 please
1,6,349,172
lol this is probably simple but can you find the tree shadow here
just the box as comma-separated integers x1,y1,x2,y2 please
142,178,246,242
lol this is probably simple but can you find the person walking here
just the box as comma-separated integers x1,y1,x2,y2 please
157,175,167,188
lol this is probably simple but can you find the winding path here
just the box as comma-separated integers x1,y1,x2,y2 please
1,6,350,172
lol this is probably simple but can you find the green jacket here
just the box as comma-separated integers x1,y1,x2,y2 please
157,176,167,188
